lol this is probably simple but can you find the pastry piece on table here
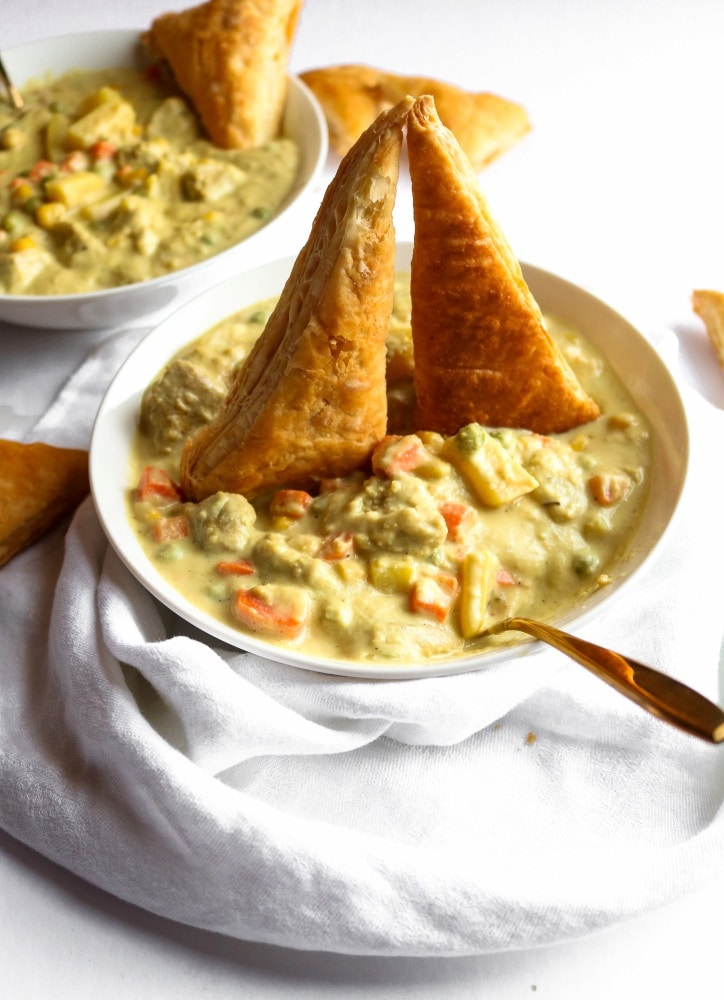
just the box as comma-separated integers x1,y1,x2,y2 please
181,96,414,501
692,288,724,371
299,64,530,170
406,95,600,437
0,439,89,568
142,0,302,149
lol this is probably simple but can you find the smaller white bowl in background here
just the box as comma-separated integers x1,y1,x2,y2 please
90,243,689,681
0,29,328,330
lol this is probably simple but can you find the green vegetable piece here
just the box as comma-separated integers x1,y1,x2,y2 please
157,541,185,561
572,550,599,575
2,210,28,235
455,423,487,455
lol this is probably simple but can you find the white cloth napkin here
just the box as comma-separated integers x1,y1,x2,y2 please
1,323,723,957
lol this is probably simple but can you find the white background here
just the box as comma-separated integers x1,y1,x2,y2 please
2,1,724,996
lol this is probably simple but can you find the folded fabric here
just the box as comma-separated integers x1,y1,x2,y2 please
0,323,723,956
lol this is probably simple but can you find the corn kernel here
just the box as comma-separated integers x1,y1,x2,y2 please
116,165,148,188
10,181,34,204
9,236,37,252
35,201,66,229
1,127,26,150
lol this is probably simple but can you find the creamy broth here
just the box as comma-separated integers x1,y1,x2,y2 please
128,276,651,663
0,68,299,294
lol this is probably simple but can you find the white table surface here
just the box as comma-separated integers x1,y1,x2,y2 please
2,1,723,996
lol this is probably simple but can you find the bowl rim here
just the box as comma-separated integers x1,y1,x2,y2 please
89,243,690,680
0,28,328,317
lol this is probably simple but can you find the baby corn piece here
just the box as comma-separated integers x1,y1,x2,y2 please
459,549,500,638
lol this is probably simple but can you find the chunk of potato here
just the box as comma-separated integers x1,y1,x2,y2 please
66,93,137,150
441,425,538,507
45,171,108,207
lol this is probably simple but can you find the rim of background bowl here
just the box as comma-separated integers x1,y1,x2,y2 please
0,29,328,330
90,243,690,680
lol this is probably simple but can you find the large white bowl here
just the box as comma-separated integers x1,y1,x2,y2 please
0,29,327,330
90,244,689,679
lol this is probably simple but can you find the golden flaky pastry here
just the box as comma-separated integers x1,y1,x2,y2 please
181,96,414,501
406,95,600,436
692,289,724,372
299,64,530,170
0,439,89,568
142,0,302,149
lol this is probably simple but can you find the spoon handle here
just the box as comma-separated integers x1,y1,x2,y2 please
484,616,724,744
0,55,24,110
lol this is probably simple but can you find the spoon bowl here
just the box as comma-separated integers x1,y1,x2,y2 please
482,617,724,744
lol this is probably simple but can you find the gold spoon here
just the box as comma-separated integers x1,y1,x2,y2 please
481,617,724,744
0,54,23,111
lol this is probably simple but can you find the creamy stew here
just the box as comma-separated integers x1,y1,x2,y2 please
0,67,299,294
128,276,652,663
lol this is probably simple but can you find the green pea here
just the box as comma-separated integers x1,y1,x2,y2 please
157,541,185,561
2,210,28,234
455,423,487,454
248,309,270,324
572,550,599,576
23,196,44,216
205,580,229,601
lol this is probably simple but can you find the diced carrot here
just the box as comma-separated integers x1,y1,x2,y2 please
410,569,460,623
88,140,116,161
588,471,630,506
152,513,189,542
231,587,309,640
438,501,477,540
216,559,255,576
137,465,182,504
496,566,518,586
28,159,56,182
269,489,313,520
318,531,355,561
371,434,426,477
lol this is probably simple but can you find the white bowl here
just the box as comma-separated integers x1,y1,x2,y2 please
90,244,689,680
0,29,327,330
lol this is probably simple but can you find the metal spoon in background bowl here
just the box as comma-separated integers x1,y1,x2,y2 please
481,617,724,744
0,53,23,110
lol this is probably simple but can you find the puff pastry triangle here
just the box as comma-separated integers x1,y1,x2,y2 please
181,96,413,501
692,288,724,371
143,0,302,149
300,64,530,171
0,439,89,567
407,95,600,435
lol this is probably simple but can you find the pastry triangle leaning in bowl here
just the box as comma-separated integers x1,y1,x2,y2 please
142,0,302,149
407,95,600,436
181,96,413,501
